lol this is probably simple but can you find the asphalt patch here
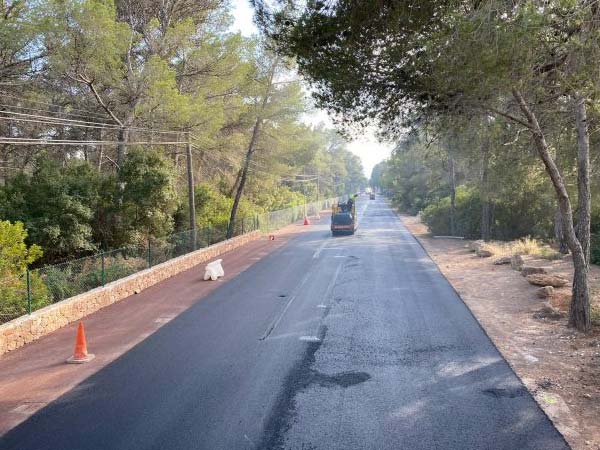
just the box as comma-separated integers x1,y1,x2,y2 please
482,387,528,399
256,326,371,450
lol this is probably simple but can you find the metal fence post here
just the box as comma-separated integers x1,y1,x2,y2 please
101,253,106,286
26,269,32,314
207,226,212,246
241,217,245,235
147,239,152,268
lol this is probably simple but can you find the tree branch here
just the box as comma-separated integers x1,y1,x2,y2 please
74,74,123,127
486,106,532,129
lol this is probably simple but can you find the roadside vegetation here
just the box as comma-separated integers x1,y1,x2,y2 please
479,238,564,261
0,0,366,319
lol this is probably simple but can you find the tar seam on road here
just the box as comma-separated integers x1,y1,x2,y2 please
312,238,330,259
259,264,315,341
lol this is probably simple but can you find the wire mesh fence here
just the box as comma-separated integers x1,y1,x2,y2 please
0,195,346,324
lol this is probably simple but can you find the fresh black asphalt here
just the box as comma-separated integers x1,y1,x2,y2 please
0,198,570,450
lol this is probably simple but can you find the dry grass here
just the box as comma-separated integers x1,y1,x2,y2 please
482,237,564,260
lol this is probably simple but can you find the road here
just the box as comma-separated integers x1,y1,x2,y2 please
1,197,569,450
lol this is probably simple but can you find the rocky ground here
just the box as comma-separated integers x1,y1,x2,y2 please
401,214,600,450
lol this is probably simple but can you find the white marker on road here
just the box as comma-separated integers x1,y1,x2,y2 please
299,336,321,342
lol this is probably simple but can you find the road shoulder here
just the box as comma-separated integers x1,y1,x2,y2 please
401,214,600,450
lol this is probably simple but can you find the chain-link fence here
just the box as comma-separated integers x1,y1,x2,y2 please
0,195,346,324
256,196,347,233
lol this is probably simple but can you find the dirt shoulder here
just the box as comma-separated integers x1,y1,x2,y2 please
401,214,600,450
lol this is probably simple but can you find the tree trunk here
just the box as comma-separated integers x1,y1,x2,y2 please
229,168,243,198
227,117,262,239
449,155,456,236
554,209,569,254
226,56,279,239
575,95,591,264
480,145,491,241
553,147,568,253
117,127,129,168
572,94,592,329
513,88,590,331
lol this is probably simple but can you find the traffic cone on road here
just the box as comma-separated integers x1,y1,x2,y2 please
303,216,311,225
66,322,95,364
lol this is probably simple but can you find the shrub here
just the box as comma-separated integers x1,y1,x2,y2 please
421,183,555,242
0,220,50,322
42,265,78,301
40,252,147,302
421,187,481,238
0,272,50,322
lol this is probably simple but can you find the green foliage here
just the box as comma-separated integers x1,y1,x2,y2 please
0,221,49,321
193,183,263,232
41,252,147,302
0,158,98,262
41,266,79,301
0,220,42,273
118,148,179,242
421,187,482,239
420,184,555,241
0,151,180,260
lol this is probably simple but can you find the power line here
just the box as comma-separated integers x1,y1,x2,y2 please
0,115,122,131
0,93,112,121
0,102,110,122
0,138,188,146
0,109,185,135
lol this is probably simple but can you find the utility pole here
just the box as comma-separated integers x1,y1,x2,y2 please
186,133,197,249
316,170,321,219
302,167,307,218
316,170,320,204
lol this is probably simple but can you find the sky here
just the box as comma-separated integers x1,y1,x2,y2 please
230,0,394,178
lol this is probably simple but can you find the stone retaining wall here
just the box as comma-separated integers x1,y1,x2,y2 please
0,231,262,356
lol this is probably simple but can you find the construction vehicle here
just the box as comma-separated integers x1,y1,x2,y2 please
331,199,356,235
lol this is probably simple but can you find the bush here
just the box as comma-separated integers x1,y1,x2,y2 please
0,220,50,322
42,266,78,301
0,272,50,322
420,183,555,241
40,252,147,302
421,187,481,238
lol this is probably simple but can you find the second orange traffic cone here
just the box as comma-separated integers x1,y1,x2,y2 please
66,322,95,364
303,216,311,225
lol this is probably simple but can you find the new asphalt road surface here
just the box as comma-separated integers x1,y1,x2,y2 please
0,197,570,450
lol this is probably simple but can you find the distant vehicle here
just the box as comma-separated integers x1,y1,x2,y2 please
369,192,376,200
331,200,356,235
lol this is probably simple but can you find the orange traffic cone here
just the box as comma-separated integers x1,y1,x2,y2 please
269,234,275,240
66,322,95,364
303,216,311,225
